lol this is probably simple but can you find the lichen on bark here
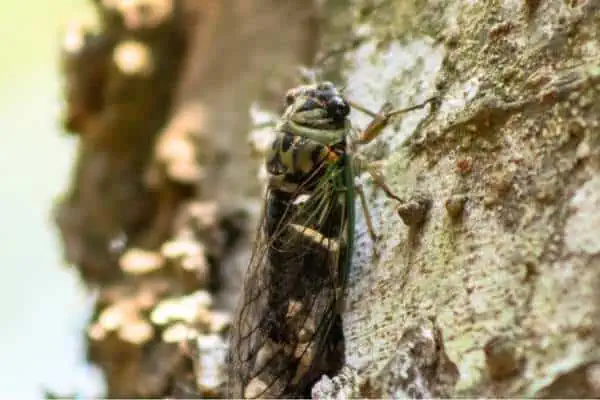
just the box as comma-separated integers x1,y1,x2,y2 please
316,0,600,397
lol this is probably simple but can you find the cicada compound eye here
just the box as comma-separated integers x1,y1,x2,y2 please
326,96,350,119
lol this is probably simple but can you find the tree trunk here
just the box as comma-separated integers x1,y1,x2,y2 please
54,0,600,397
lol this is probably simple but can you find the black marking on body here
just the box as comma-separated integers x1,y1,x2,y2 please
281,133,294,152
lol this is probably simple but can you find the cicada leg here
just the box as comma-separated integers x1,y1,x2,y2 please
355,180,387,257
353,152,404,206
354,182,379,242
364,160,403,203
348,96,437,145
350,96,437,238
350,95,437,198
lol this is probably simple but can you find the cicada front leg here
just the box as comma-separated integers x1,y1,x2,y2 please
351,96,437,201
349,96,437,146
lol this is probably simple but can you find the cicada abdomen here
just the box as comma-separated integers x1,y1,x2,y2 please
228,82,353,398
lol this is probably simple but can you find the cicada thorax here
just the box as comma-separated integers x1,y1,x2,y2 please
266,130,344,189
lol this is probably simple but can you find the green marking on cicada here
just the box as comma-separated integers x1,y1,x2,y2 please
341,152,355,297
228,81,436,398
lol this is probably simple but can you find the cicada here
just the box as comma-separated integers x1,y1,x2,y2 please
228,82,435,398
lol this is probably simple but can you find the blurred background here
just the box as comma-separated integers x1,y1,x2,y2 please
0,1,104,397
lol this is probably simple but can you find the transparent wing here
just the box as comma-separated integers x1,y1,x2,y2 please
228,161,350,398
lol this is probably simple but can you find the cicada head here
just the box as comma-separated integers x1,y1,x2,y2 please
277,82,351,146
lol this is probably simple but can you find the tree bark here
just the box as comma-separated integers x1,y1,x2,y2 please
315,0,600,397
54,0,600,397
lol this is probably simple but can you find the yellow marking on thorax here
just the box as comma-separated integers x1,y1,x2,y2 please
279,144,295,171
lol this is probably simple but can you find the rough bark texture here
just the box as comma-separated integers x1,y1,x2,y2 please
54,0,600,397
316,0,600,397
